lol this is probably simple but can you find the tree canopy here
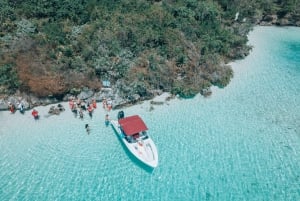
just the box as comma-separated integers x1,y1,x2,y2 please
0,0,298,98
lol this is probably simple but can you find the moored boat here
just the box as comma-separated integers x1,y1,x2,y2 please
111,111,158,168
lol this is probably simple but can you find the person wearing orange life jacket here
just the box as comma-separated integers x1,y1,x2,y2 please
69,98,74,109
8,102,15,113
87,103,93,118
107,98,112,112
92,99,97,109
87,104,94,112
31,109,39,120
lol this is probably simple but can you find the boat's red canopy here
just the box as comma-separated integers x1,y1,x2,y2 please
118,115,148,136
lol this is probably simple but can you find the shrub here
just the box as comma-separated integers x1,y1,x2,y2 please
0,63,20,93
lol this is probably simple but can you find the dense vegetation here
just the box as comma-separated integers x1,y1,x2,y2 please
0,0,299,99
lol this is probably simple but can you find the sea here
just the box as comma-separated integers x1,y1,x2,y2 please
0,26,299,201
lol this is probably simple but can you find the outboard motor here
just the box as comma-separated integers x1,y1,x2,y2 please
118,111,124,120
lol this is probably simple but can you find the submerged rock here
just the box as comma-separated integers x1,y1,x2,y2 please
150,100,164,105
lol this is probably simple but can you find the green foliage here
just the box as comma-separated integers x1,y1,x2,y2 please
41,21,67,45
276,0,300,16
63,48,73,57
171,80,198,98
0,0,297,97
132,81,148,97
0,1,16,21
0,64,20,93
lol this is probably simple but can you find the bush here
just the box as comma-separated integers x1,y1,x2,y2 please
0,0,289,98
0,64,20,93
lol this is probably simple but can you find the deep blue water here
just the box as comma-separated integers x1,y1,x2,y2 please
0,26,299,201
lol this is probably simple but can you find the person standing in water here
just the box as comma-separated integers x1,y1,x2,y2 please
102,98,107,109
105,114,110,126
85,124,90,134
79,108,84,119
87,103,93,118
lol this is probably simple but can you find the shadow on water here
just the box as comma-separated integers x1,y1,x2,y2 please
110,124,155,173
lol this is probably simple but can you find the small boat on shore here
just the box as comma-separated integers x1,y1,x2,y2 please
110,111,158,168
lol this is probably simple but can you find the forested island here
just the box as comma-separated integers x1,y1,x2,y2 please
0,0,299,108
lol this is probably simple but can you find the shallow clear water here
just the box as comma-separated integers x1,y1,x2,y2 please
0,26,300,201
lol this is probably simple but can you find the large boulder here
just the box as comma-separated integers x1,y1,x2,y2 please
48,104,65,115
0,99,8,110
262,15,277,24
94,88,114,102
200,87,212,97
77,89,93,100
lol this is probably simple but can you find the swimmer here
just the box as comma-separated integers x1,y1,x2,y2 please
85,124,90,134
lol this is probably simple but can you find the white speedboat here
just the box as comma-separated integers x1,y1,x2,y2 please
110,112,158,168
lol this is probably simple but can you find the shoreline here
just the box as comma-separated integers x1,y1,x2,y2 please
0,91,177,117
0,88,176,112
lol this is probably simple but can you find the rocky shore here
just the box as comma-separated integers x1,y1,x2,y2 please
259,13,300,27
0,87,173,112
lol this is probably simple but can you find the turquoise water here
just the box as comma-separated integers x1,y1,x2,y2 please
0,26,300,201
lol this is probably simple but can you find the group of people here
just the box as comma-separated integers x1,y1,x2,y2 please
8,102,39,119
102,98,113,112
8,102,24,114
69,97,98,119
68,97,112,134
7,96,113,133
